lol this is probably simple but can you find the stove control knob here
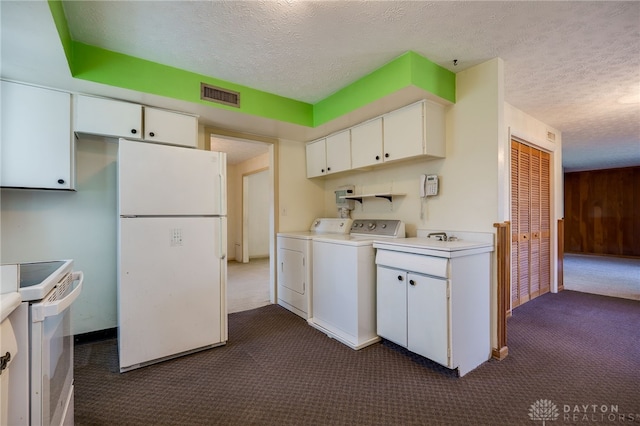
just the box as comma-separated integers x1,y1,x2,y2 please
381,224,387,229
368,223,376,230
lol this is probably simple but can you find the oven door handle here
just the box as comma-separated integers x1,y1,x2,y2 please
32,271,84,323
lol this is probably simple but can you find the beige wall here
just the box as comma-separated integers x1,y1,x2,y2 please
277,138,325,232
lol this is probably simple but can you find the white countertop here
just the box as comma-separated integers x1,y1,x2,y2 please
373,237,494,258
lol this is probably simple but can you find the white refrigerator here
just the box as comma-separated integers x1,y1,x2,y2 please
117,139,227,372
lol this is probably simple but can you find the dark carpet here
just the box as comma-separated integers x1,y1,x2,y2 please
74,291,640,425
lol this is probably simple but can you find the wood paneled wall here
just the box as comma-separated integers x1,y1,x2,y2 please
564,166,640,257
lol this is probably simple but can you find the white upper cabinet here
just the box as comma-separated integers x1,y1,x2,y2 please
325,130,351,174
75,96,198,148
1,81,74,190
305,100,445,178
383,100,445,163
143,107,197,148
351,117,383,169
305,138,328,178
305,130,351,178
75,95,143,139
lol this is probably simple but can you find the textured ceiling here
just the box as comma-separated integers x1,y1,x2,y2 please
210,136,270,165
3,1,639,171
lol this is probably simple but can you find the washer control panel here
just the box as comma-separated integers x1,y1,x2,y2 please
350,220,405,238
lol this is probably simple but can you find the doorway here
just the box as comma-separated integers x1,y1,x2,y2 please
510,139,551,308
208,132,274,313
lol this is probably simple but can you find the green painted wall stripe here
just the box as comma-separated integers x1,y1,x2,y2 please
72,42,314,127
313,53,414,126
48,5,455,129
408,52,456,103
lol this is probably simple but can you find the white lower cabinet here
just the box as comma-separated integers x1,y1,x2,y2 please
1,81,74,190
377,267,450,367
375,244,492,377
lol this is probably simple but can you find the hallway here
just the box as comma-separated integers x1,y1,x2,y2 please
227,258,271,313
563,253,640,301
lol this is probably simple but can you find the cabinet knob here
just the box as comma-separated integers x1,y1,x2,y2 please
131,129,137,134
327,167,331,171
397,275,403,281
57,179,65,185
409,279,416,286
321,169,325,173
375,155,380,160
149,132,155,137
385,153,390,158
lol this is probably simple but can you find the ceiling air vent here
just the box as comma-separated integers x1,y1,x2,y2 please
201,83,240,108
546,131,556,142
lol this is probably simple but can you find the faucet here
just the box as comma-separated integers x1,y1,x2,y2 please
427,232,448,241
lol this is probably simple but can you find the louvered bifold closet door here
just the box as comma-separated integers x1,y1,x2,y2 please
511,140,551,309
539,152,551,294
511,144,520,305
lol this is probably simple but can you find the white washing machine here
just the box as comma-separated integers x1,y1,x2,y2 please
277,218,352,319
309,219,405,350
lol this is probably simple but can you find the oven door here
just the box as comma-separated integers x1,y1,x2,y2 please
30,271,83,426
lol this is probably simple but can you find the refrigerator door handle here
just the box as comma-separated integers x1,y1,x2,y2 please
218,218,227,260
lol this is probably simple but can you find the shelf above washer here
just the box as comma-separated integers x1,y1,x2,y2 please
341,193,406,203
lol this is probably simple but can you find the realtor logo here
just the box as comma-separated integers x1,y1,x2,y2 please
529,399,560,425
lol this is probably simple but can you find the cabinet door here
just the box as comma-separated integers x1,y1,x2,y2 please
407,273,450,367
305,139,327,178
75,95,142,139
351,118,383,169
278,247,306,295
144,107,197,148
325,130,351,174
376,266,408,346
1,81,73,189
383,101,424,162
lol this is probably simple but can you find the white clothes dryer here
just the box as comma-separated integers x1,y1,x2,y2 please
276,218,352,319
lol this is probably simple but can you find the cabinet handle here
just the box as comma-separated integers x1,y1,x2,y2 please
397,275,403,281
149,132,155,137
131,129,137,134
375,155,380,160
321,169,325,173
385,153,390,158
327,167,331,171
409,279,416,286
57,179,65,185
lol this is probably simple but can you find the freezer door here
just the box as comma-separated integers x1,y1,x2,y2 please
118,217,226,371
118,139,226,216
